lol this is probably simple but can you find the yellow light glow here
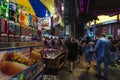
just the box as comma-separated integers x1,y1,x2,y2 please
96,15,117,24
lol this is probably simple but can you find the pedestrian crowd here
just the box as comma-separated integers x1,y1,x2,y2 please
64,33,120,80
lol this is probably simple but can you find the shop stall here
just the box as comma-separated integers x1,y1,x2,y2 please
43,47,65,70
0,1,44,78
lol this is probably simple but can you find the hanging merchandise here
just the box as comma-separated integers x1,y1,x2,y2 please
0,0,9,18
9,10,15,21
14,23,20,42
25,27,28,36
8,2,17,42
8,20,15,34
28,28,32,41
37,30,42,41
8,20,15,42
15,3,20,23
28,13,33,27
25,12,29,26
33,15,38,28
21,26,31,42
0,18,8,42
32,28,37,37
0,18,8,33
26,27,30,36
38,30,41,37
26,28,32,42
9,2,16,11
21,25,26,36
9,2,16,21
19,8,25,25
28,27,32,36
32,28,38,41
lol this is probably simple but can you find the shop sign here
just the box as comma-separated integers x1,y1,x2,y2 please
38,17,51,30
102,20,117,25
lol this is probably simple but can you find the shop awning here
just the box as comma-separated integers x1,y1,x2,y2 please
16,0,35,15
40,0,56,16
29,0,51,17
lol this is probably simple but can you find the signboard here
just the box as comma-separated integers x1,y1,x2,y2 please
38,17,51,30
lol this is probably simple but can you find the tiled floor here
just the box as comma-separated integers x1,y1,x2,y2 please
58,56,120,80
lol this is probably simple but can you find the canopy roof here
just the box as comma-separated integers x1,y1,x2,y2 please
16,0,35,15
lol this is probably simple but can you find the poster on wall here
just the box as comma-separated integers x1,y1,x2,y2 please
0,48,30,80
0,51,12,80
53,14,60,27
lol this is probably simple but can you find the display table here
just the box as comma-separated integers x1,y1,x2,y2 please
43,48,65,70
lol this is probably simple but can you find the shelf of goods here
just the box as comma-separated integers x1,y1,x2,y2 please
0,42,45,80
43,48,65,69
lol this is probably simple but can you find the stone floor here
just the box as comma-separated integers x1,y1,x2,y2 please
58,56,120,80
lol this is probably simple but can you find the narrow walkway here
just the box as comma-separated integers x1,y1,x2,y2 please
58,55,120,80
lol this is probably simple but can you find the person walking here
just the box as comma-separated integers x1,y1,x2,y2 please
67,38,78,73
84,36,94,70
108,36,118,67
94,34,112,80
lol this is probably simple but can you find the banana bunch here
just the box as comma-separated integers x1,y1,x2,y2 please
12,53,29,65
